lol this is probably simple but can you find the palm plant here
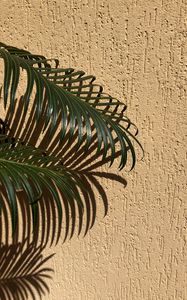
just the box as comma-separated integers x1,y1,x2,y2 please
0,42,142,246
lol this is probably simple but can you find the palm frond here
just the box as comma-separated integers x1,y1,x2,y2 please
0,42,142,170
0,42,143,244
0,135,127,245
0,241,54,300
0,135,84,237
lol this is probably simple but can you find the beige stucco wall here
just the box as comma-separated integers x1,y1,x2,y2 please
0,0,186,299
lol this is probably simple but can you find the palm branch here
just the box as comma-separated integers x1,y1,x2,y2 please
0,42,142,244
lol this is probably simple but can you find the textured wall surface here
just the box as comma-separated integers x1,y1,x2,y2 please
0,0,187,299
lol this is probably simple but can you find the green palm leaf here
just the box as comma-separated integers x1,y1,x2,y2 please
0,135,84,238
0,42,142,170
0,136,125,245
0,42,143,243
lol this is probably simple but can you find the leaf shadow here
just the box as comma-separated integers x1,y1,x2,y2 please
0,240,54,300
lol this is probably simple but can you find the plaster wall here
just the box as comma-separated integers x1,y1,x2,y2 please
0,0,186,299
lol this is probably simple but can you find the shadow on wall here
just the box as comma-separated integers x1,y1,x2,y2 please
0,173,127,300
0,43,140,299
0,241,54,300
